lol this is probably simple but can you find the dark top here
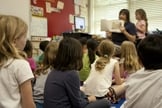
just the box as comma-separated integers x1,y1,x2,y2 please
111,22,137,45
44,69,89,108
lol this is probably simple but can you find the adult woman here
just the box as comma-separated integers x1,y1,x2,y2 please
107,9,137,45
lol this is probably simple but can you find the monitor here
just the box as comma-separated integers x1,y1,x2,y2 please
74,16,85,31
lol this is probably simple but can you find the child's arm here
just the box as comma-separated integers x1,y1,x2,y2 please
113,62,124,85
120,63,125,78
20,80,36,108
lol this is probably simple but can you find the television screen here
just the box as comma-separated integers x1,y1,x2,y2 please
74,16,85,31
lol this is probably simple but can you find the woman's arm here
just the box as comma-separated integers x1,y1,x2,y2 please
120,26,136,42
20,80,36,108
106,31,112,40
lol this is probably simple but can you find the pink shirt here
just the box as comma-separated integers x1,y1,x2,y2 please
136,20,146,39
27,57,36,72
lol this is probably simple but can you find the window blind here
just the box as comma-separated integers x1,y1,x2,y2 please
129,0,162,31
93,0,128,35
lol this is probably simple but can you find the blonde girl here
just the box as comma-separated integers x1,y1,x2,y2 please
0,15,35,108
83,39,123,103
33,42,59,108
120,41,142,78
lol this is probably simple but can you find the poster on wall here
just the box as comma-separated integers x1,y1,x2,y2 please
75,5,80,15
31,5,44,16
31,16,48,36
74,0,82,5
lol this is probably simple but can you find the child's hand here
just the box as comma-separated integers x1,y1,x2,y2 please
80,86,85,92
88,95,96,102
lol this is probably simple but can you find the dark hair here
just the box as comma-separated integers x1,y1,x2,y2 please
119,9,130,22
79,37,87,46
137,35,162,69
39,40,50,52
24,40,33,58
135,8,148,32
87,38,99,65
54,37,83,71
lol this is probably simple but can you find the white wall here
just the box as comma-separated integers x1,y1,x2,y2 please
0,0,31,38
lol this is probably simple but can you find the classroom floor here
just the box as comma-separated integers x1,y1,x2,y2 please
111,98,125,108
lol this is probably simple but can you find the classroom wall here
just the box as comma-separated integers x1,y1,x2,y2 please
31,0,74,37
0,0,31,38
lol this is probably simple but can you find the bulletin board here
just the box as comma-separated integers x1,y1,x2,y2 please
31,16,48,36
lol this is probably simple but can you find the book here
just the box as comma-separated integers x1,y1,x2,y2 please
101,19,124,33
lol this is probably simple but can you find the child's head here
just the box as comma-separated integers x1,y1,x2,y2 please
114,44,121,58
35,42,59,75
99,40,115,58
39,40,50,52
79,37,87,53
24,40,33,58
95,40,115,71
87,38,99,52
0,15,27,66
43,42,59,66
87,38,99,64
138,35,162,70
121,41,138,58
54,37,83,71
135,8,147,21
121,41,141,72
119,9,130,22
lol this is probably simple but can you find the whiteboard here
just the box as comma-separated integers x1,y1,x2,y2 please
31,16,48,36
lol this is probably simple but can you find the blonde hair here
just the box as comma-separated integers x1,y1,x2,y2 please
95,40,115,71
35,42,59,75
0,15,28,67
121,41,141,73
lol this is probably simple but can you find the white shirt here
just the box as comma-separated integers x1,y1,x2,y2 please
83,58,117,97
33,68,51,103
124,69,162,108
0,59,34,108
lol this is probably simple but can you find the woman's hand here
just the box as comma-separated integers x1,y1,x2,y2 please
120,26,126,33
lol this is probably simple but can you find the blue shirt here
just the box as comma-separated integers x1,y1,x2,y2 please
112,22,137,45
44,69,89,108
